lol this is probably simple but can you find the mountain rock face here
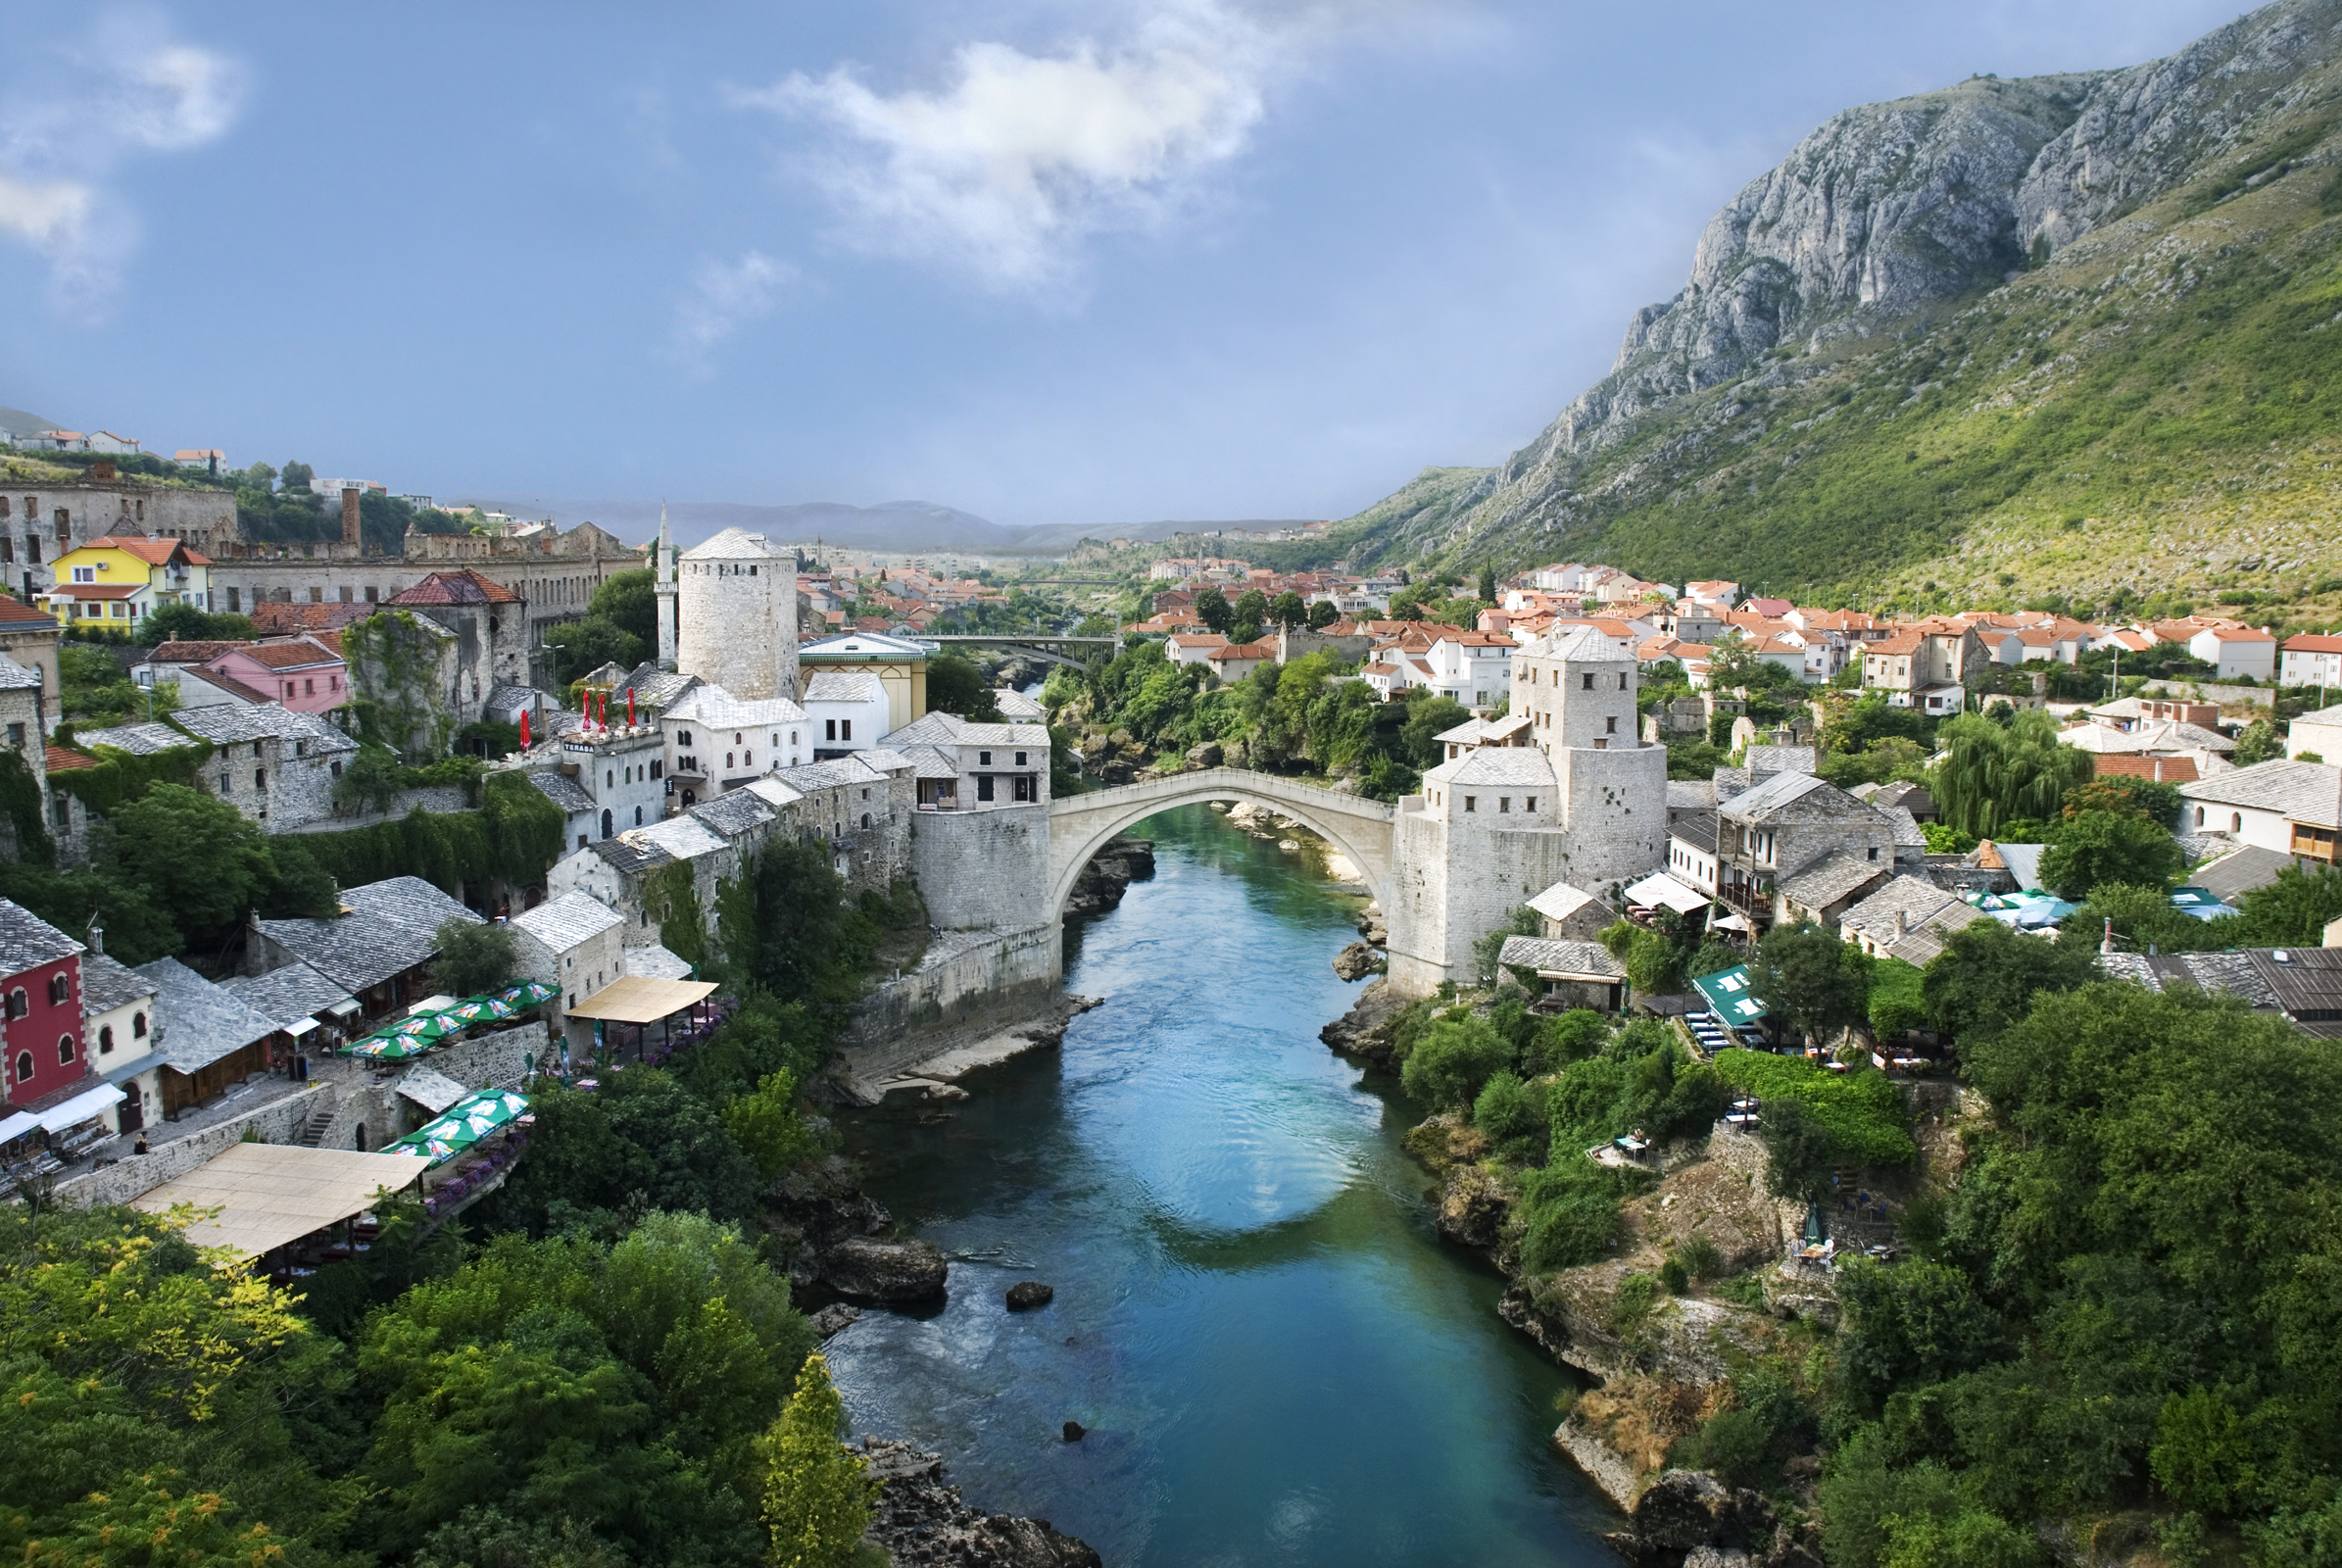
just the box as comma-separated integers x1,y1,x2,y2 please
1387,0,2342,594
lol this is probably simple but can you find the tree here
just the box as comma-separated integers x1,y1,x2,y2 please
2229,862,2342,947
924,651,1003,722
1399,1014,1515,1110
722,1070,814,1181
429,917,517,997
543,617,645,686
1232,589,1269,630
333,745,406,816
1752,921,1872,1042
135,603,256,646
1397,695,1470,768
279,461,314,492
588,569,658,647
2061,774,2182,827
758,1353,878,1568
98,783,272,934
1269,590,1307,629
1760,1098,1838,1202
2037,810,2183,901
241,461,277,492
2233,716,2286,765
1306,599,1339,630
1194,587,1232,633
1478,565,1498,604
1920,917,2099,1048
1931,710,2093,838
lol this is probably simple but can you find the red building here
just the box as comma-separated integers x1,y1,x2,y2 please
0,900,86,1110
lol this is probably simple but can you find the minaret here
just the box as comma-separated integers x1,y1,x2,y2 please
655,502,678,671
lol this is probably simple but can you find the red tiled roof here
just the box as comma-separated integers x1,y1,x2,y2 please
247,602,376,635
2092,755,2201,783
386,568,523,607
150,640,249,663
0,597,57,628
1869,632,1925,656
42,745,93,773
222,640,342,670
80,535,212,566
178,665,271,704
1211,642,1274,660
2287,634,2342,654
44,584,142,601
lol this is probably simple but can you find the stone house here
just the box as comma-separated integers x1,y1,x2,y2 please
172,703,361,830
0,597,61,712
135,957,279,1120
245,876,484,1025
796,631,931,735
556,723,667,844
883,710,1051,810
509,890,626,1043
0,478,236,604
2180,760,2342,864
1838,876,1993,965
81,951,160,1135
660,684,809,806
383,570,533,725
1714,772,1896,934
1525,880,1617,942
802,671,891,758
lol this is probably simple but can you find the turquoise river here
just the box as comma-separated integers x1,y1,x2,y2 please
828,803,1624,1565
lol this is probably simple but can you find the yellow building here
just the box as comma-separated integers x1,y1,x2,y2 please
796,631,930,733
41,535,215,626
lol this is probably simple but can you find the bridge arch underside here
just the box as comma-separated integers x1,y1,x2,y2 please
1049,785,1391,914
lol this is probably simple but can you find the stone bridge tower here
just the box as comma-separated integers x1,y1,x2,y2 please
676,527,800,700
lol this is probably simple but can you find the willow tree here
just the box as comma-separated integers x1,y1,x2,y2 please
1930,710,2091,837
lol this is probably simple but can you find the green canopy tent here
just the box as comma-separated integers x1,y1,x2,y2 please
1692,964,1769,1033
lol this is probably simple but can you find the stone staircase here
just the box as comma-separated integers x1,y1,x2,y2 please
296,1106,335,1149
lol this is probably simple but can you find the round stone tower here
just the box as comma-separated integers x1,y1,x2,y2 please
676,526,799,700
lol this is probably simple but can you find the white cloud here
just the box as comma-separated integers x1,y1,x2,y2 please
671,251,798,364
0,15,245,312
741,2,1300,293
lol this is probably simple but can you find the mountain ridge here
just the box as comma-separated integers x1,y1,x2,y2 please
1330,0,2342,618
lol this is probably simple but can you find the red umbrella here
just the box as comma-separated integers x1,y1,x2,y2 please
626,689,635,727
518,709,531,749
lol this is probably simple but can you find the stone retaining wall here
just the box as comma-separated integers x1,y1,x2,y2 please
55,1083,333,1209
840,926,1060,1080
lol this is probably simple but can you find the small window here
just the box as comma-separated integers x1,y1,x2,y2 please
1618,673,1629,689
47,973,68,1005
977,774,996,802
840,719,851,741
11,1051,27,1084
57,1033,74,1064
980,750,993,766
331,760,343,777
1868,847,1879,861
99,1024,114,1054
1015,751,1029,766
1606,716,1618,733
1526,797,1537,812
2233,812,2243,833
861,811,873,828
2195,806,2206,827
132,1010,146,1038
1463,796,1477,812
1581,672,1593,690
255,768,266,790
1498,797,1510,812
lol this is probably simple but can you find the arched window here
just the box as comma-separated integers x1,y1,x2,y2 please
47,972,68,1005
2195,806,2206,827
601,808,613,839
726,752,734,768
11,1052,27,1084
99,1025,114,1054
861,812,872,829
634,806,643,825
57,1033,74,1064
5,988,24,1019
2232,811,2243,833
132,1010,146,1038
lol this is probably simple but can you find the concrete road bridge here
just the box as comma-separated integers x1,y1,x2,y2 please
923,634,1118,668
1048,768,1395,912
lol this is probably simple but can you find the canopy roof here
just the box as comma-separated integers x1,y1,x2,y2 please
1693,965,1768,1025
132,1143,431,1258
565,976,718,1024
384,1089,529,1167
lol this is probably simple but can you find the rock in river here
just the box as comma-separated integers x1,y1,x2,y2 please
820,1237,949,1302
810,1302,862,1337
1330,940,1386,981
1005,1280,1055,1310
859,1439,1102,1567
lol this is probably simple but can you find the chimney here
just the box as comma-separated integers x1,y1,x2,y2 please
1892,907,1908,937
85,923,102,956
341,486,362,549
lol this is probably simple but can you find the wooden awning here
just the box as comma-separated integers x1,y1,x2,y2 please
132,1143,432,1258
565,976,719,1024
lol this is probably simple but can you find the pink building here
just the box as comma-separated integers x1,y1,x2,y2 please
207,637,348,714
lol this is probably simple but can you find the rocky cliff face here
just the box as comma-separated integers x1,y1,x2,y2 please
1368,0,2342,584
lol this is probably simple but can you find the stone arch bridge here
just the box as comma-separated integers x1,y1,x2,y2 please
1047,768,1395,913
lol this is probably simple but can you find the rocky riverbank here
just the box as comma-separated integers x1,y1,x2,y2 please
1317,982,1829,1568
858,1440,1102,1567
1066,837,1155,917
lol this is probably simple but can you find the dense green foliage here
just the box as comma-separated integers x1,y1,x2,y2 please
1712,1050,1916,1168
1751,920,1875,1042
299,771,565,903
135,602,259,645
428,916,518,997
1931,710,2093,839
923,651,1003,722
758,1353,878,1568
2036,808,2186,900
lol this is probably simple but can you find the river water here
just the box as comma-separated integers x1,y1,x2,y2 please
829,804,1623,1566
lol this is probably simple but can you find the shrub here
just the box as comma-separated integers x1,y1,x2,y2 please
1526,1007,1610,1072
1400,1014,1516,1110
1714,1050,1916,1166
1472,1070,1548,1155
2038,809,2184,900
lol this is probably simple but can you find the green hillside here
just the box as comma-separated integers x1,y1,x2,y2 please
1320,13,2342,631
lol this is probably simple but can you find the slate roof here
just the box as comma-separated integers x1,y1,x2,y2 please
1873,780,1935,816
1534,623,1634,662
1879,805,1929,850
0,898,82,972
177,666,272,705
995,689,1046,720
743,776,806,809
2102,951,2280,1009
664,684,809,727
148,640,248,665
2183,760,2342,828
1426,747,1558,788
894,744,962,780
2192,845,2316,905
690,790,776,838
255,877,482,994
1667,779,1718,811
220,960,353,1032
1496,936,1629,980
512,890,625,953
73,720,192,756
78,952,154,1016
1669,809,1719,850
135,956,278,1073
2250,947,2342,1036
620,945,695,981
1526,882,1611,925
1745,745,1817,776
802,670,887,704
171,703,359,751
395,1066,471,1113
1779,849,1891,910
584,836,675,876
1717,770,1832,821
880,711,1051,750
527,768,597,814
627,816,728,861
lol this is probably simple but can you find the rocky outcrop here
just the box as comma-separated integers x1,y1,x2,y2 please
1318,978,1410,1070
1436,1162,1511,1250
821,1236,950,1302
1004,1281,1054,1311
858,1440,1102,1568
766,1155,894,1286
1330,941,1385,981
1601,1470,1826,1568
1065,836,1154,917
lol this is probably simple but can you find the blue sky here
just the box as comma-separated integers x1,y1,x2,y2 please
0,0,2246,532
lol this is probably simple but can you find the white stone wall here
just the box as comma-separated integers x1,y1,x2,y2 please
563,731,666,838
1516,646,1640,751
838,925,1062,1077
910,803,1051,930
678,554,800,701
1552,743,1670,887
